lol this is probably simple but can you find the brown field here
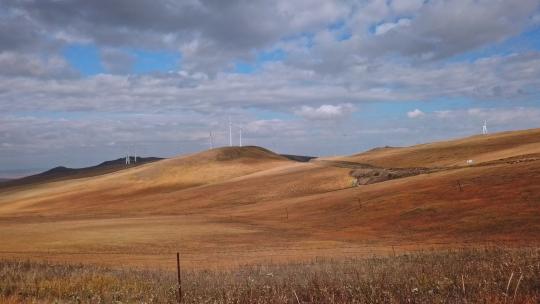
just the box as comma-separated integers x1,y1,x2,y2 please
2,248,539,303
1,129,540,272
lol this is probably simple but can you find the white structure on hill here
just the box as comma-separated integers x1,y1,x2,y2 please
229,117,233,147
239,127,243,147
482,120,488,135
209,131,215,149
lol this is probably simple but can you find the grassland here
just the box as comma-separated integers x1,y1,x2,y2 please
1,247,539,303
1,129,540,302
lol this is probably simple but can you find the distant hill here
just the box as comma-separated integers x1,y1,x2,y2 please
103,146,294,192
0,148,313,191
340,128,540,168
280,154,317,162
0,178,11,183
0,156,162,190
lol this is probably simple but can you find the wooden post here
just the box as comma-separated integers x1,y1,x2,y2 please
176,252,182,303
457,180,463,192
286,208,288,221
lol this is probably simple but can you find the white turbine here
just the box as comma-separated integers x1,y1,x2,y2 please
482,120,488,135
239,127,243,147
209,131,215,149
229,116,233,147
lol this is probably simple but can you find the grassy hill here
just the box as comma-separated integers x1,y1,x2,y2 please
0,129,539,269
0,156,162,191
339,128,540,168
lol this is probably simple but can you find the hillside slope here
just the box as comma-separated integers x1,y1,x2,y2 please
339,128,540,168
0,130,539,268
0,146,296,216
0,157,162,191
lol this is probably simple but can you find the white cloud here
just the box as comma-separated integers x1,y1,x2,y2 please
407,109,425,118
390,0,425,14
361,0,540,59
0,52,539,114
295,104,355,120
532,13,540,24
434,110,452,119
374,18,411,35
0,52,75,78
465,107,540,124
428,107,540,126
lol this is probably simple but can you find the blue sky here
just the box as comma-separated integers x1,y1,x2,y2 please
0,0,540,173
63,45,180,75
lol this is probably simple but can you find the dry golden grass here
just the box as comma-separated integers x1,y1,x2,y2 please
1,248,539,303
0,129,539,270
339,128,540,168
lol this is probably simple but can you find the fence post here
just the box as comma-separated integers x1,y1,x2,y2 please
177,252,182,303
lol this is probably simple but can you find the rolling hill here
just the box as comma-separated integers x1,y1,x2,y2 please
338,128,540,168
0,129,539,268
0,156,162,191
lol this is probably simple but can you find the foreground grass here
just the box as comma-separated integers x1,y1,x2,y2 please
1,248,539,303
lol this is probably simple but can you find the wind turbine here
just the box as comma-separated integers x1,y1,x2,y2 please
239,126,243,147
229,116,233,147
482,120,488,135
209,131,215,149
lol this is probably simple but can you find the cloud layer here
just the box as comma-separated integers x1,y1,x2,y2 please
0,0,539,171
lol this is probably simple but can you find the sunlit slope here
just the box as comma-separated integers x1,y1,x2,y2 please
238,159,540,244
340,128,540,168
0,146,294,216
0,130,539,267
0,163,353,218
121,146,291,188
1,150,538,265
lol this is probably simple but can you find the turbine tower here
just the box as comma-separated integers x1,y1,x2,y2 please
482,120,488,135
209,131,215,149
125,154,130,165
229,116,233,147
239,127,243,147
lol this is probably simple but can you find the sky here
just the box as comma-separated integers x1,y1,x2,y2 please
1,0,540,174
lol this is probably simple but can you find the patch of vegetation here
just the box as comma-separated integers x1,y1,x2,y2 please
1,248,539,303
